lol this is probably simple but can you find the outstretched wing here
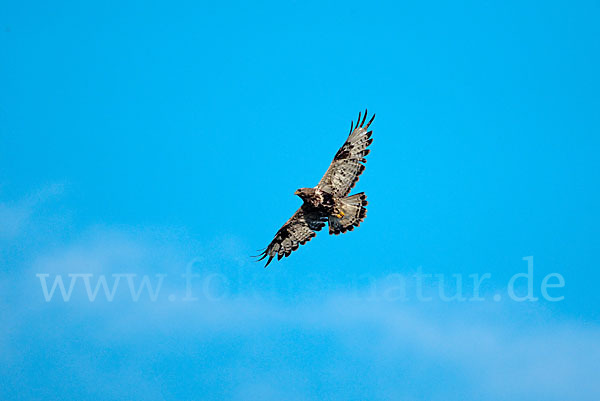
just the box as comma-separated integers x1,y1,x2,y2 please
317,110,374,197
258,206,327,267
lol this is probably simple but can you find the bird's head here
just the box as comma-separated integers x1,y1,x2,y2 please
294,188,313,200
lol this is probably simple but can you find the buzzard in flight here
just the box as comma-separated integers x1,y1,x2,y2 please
258,110,375,266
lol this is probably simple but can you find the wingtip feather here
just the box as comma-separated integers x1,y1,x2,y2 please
366,113,375,129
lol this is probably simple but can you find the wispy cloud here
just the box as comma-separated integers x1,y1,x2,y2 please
2,218,599,401
0,183,64,240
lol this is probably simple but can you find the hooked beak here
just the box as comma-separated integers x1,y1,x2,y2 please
294,190,300,196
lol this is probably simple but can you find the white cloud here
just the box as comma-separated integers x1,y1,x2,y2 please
2,215,600,400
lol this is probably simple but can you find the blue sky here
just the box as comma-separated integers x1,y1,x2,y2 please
1,1,600,400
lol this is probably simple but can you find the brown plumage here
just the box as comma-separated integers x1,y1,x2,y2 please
257,110,374,267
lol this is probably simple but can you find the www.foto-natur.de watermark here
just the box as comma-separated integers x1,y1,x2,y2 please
35,256,564,303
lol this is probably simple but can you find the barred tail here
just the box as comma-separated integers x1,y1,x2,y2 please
329,193,368,235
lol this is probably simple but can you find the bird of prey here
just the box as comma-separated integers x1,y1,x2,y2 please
257,110,375,266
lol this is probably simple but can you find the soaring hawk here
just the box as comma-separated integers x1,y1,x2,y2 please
257,110,374,266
